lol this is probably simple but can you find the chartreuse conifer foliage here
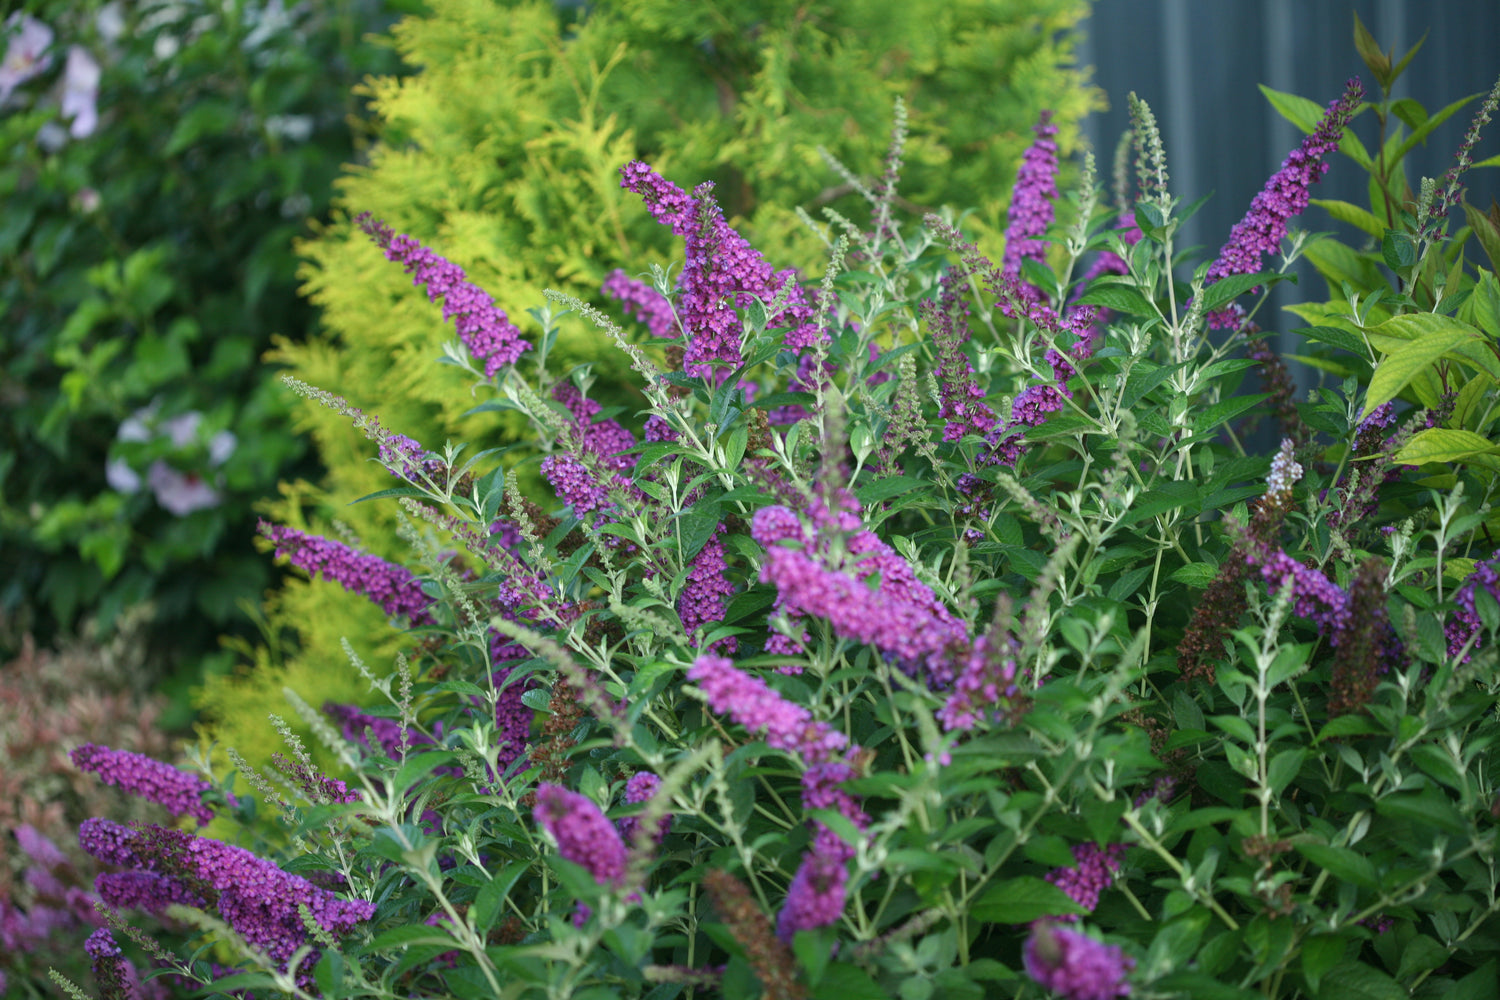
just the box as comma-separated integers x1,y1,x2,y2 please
201,0,1101,770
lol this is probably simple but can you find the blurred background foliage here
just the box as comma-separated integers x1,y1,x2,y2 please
0,0,414,725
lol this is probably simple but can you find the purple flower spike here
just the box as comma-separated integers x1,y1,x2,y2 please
85,928,136,1000
603,269,678,338
71,744,216,825
688,653,850,765
939,632,1022,732
1024,922,1135,1000
78,819,375,985
541,452,617,517
776,843,849,943
1448,554,1500,660
678,525,737,652
618,772,671,844
534,784,629,888
1046,843,1127,916
620,162,822,379
97,871,208,915
1205,79,1364,327
750,504,970,686
356,214,531,376
259,522,436,628
1012,384,1067,427
1004,111,1060,306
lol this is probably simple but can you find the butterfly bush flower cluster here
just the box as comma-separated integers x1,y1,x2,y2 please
534,784,629,888
677,525,738,651
1047,843,1128,916
1204,78,1364,328
620,160,821,379
617,772,671,844
926,271,998,442
751,498,970,686
1003,111,1059,308
79,818,375,986
1447,555,1500,660
688,653,868,939
259,522,437,627
356,213,531,376
69,744,217,825
602,268,678,338
1024,922,1135,1000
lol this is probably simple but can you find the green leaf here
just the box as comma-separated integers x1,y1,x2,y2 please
164,98,239,156
1465,203,1500,275
393,752,456,796
1301,934,1345,994
1311,198,1385,239
1315,960,1406,1000
1352,13,1391,85
472,861,528,933
1295,325,1369,358
357,923,461,955
1191,393,1270,438
348,485,428,505
1293,843,1379,889
970,876,1087,924
1375,788,1467,835
1120,360,1184,409
855,475,930,505
676,502,721,561
1201,271,1286,312
1395,91,1487,166
1124,481,1199,525
1267,748,1306,794
1303,238,1386,292
1391,428,1500,468
1381,230,1416,270
1449,959,1500,1000
816,963,884,1000
1259,83,1326,133
1362,320,1478,418
1106,566,1153,602
1074,280,1155,316
1396,934,1450,980
745,297,768,332
1169,562,1219,588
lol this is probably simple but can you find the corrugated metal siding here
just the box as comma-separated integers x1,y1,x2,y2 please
1076,1,1500,361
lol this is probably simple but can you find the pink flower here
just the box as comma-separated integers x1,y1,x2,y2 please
61,45,100,138
0,15,53,104
146,461,222,516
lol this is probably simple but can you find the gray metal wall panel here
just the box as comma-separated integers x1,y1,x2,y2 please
1076,0,1500,351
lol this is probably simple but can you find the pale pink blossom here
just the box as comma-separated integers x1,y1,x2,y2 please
0,15,53,104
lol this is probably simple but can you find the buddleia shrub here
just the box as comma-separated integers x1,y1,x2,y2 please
0,0,405,694
213,0,1103,772
74,25,1500,1000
